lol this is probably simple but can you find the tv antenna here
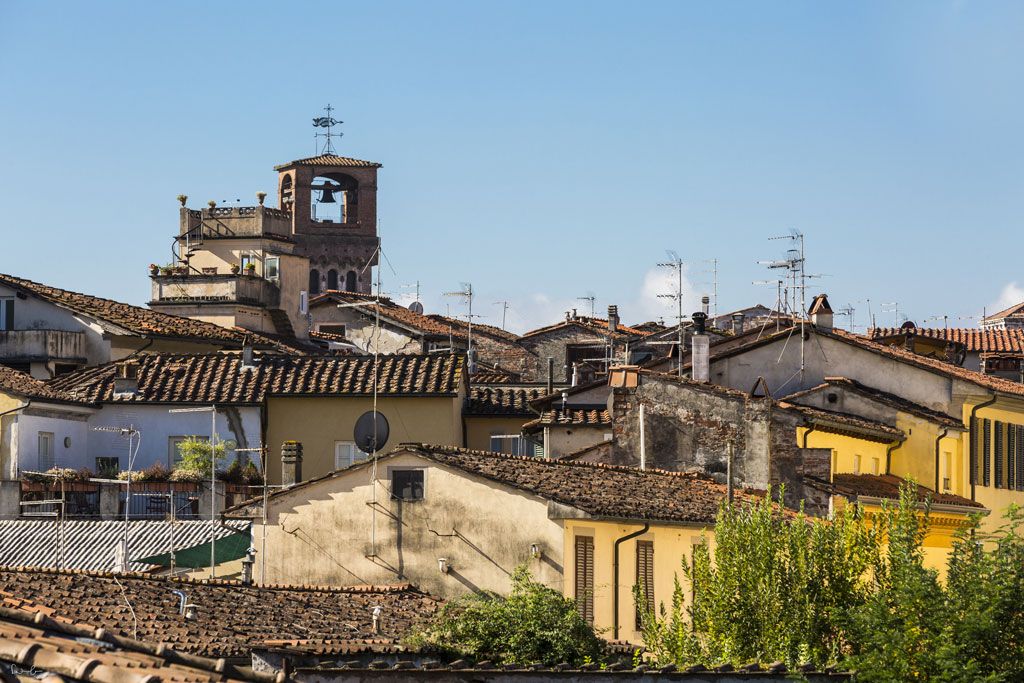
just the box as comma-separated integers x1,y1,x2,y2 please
400,281,421,303
444,283,475,374
881,301,901,327
656,251,685,377
494,300,511,330
700,258,719,320
834,304,855,332
760,231,814,392
312,104,343,155
576,294,596,318
752,279,786,333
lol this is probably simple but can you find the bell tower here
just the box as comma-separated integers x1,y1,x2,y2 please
274,109,380,295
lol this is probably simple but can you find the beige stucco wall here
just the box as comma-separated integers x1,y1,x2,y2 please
562,519,712,643
310,305,424,354
251,453,564,598
264,397,464,484
544,426,611,459
464,416,529,452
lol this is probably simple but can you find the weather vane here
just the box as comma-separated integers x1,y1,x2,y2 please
312,104,343,155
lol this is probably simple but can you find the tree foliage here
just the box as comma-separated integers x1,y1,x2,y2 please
639,485,1024,682
174,436,229,477
407,566,605,665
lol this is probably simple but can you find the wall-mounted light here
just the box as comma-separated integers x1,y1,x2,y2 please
530,543,542,560
438,558,450,574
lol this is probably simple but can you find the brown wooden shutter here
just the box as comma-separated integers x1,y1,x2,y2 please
635,540,654,629
995,422,1004,489
1016,425,1024,492
574,536,594,624
983,419,992,486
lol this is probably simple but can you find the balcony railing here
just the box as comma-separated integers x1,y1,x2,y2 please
0,329,86,363
180,205,292,240
150,273,280,308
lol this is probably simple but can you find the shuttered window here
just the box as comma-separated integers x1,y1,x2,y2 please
1016,425,1024,492
1008,424,1016,491
995,422,1004,489
971,417,979,485
635,540,654,629
574,536,594,624
983,419,991,486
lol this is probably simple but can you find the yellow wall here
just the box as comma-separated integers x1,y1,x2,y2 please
962,397,1024,535
799,428,889,477
562,519,712,643
464,416,530,452
264,396,464,484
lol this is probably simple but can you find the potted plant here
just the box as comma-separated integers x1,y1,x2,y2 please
256,191,267,206
173,265,188,276
230,263,240,275
159,265,174,276
244,262,256,276
148,263,159,276
177,194,188,207
207,200,217,209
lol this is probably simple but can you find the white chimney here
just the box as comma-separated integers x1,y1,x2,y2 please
809,294,834,330
691,311,710,382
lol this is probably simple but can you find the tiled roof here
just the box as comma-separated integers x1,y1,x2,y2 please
274,154,381,169
47,352,465,404
464,386,546,416
0,568,441,659
400,445,757,524
523,408,611,430
831,473,983,509
0,603,272,683
783,377,964,430
984,301,1024,322
521,315,649,341
869,326,1024,354
0,365,85,404
0,519,248,572
310,292,459,339
427,314,521,343
0,274,281,348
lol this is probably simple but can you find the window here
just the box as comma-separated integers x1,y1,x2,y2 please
327,269,339,291
345,270,357,292
334,441,368,469
309,269,321,295
0,298,13,331
943,452,953,492
239,253,255,272
871,457,880,476
635,540,654,629
37,432,54,471
168,435,207,467
995,421,1004,488
853,454,862,475
983,419,992,486
574,536,594,624
265,256,280,283
391,469,424,501
489,434,530,456
319,324,347,338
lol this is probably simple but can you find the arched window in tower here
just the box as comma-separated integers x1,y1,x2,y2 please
310,173,359,224
345,270,357,292
327,269,339,291
309,269,321,295
280,174,294,210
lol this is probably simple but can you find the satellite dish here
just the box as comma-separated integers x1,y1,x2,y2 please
408,301,424,315
354,411,390,454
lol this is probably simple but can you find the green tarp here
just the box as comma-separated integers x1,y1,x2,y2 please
134,531,249,568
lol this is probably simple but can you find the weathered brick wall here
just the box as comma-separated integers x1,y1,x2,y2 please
520,327,612,383
609,376,829,516
472,332,541,381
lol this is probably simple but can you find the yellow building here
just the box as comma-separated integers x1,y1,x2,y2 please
226,443,745,644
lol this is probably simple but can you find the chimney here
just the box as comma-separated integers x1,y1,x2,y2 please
904,328,916,353
240,548,255,585
608,305,619,333
809,294,834,330
281,441,303,487
701,296,710,315
691,311,710,382
731,312,744,336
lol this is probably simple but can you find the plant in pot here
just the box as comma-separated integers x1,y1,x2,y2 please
159,264,174,276
230,263,240,275
177,194,188,207
244,262,256,276
149,263,159,276
256,191,267,206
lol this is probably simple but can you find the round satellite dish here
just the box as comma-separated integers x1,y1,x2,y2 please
354,411,390,454
408,301,424,315
900,320,916,331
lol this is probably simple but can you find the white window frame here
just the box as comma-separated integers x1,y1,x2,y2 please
37,432,55,471
265,256,280,283
0,297,13,331
489,433,530,457
334,441,368,470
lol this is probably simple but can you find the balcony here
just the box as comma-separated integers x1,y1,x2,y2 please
179,206,292,241
150,273,280,309
0,329,86,363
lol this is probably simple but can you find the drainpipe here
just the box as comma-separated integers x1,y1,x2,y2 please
612,523,649,641
638,403,646,470
801,423,817,448
885,438,905,475
933,428,950,492
969,395,997,502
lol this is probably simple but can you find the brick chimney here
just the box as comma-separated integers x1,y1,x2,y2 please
281,441,303,487
808,294,833,330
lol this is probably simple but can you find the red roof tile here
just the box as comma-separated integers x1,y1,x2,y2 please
0,365,86,404
465,385,546,416
274,154,381,169
870,326,1024,354
523,408,611,430
832,473,983,509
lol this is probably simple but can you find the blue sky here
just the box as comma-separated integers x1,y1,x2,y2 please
2,1,1023,333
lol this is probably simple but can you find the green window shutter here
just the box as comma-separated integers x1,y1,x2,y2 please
995,422,1004,489
983,419,991,486
1008,424,1017,491
574,536,594,625
1017,425,1024,492
635,540,654,629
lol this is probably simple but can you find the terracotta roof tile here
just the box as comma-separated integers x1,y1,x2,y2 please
521,316,649,341
274,154,381,169
832,473,983,509
427,314,521,343
782,377,964,430
983,301,1024,322
870,326,1024,354
464,386,545,416
0,365,84,404
309,293,459,339
523,408,611,429
0,568,440,659
0,274,290,349
47,353,464,404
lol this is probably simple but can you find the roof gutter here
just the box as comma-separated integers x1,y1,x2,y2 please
852,495,989,517
885,437,906,475
969,395,998,502
933,428,950,493
612,523,649,641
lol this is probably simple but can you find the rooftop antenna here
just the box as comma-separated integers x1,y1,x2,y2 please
835,304,855,332
444,283,474,374
576,294,596,319
752,279,786,334
657,250,685,377
881,301,901,327
701,258,719,320
312,104,343,155
92,425,141,573
762,231,809,390
494,300,511,330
